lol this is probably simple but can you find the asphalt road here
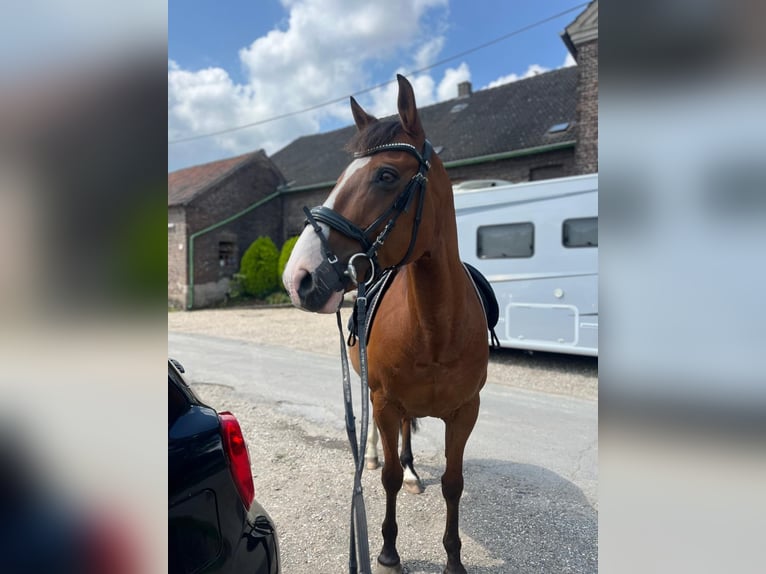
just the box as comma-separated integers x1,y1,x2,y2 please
169,332,597,573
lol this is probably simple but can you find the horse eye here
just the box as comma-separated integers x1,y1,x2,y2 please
376,168,399,185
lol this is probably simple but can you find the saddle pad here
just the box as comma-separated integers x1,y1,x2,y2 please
347,268,398,346
347,263,500,348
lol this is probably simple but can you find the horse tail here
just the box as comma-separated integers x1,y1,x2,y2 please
410,417,420,433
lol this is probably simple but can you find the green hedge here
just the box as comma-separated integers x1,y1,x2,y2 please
278,236,299,287
238,237,280,298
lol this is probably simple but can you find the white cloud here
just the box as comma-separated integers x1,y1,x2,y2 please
168,0,460,171
414,37,446,70
168,59,318,158
437,62,471,101
483,63,549,90
364,70,439,119
480,52,577,93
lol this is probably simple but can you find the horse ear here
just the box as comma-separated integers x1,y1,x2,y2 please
350,96,377,132
396,74,424,139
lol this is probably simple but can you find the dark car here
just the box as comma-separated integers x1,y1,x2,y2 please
169,359,280,574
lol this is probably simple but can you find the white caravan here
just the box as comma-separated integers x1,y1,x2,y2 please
453,173,598,356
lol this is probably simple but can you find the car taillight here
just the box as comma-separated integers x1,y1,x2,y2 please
218,411,255,507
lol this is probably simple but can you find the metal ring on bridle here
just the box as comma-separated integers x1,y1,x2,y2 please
346,253,376,287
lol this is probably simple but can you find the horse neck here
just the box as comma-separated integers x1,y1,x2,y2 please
401,197,465,331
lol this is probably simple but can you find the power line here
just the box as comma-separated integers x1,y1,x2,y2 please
168,2,587,145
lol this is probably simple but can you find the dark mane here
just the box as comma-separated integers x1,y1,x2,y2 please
345,120,403,154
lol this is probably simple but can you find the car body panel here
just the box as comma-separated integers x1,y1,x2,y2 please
168,360,280,574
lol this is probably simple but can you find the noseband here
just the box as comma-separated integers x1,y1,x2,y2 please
303,139,433,290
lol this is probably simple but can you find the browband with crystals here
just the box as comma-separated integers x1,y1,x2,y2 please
354,142,430,169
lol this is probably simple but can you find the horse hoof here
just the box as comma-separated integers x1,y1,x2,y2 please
403,478,424,495
374,560,403,574
366,457,380,470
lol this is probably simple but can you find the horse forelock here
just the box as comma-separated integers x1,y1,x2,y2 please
345,120,404,154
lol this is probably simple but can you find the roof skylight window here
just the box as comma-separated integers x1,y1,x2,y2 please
548,122,570,133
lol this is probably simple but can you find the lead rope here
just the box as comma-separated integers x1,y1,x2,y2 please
335,278,371,574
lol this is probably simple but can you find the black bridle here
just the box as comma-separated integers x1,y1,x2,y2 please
302,139,433,290
301,139,432,574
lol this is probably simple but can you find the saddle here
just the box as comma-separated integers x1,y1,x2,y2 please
347,263,500,348
462,262,500,347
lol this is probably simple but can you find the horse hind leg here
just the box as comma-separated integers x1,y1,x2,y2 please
441,397,480,574
400,418,424,494
374,404,405,574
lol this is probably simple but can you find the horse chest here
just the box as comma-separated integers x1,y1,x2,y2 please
364,345,480,417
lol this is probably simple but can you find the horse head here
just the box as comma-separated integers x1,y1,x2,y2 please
283,74,451,313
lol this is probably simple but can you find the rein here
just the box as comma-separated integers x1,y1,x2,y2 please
302,140,432,574
335,270,371,574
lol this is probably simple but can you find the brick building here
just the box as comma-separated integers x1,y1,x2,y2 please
562,0,598,174
168,1,597,308
168,150,285,309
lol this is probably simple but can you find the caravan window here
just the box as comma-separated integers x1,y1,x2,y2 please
477,223,534,258
562,217,598,247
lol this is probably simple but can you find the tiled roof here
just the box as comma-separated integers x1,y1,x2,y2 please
168,150,270,206
271,66,578,189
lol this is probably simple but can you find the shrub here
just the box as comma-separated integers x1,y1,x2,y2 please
227,273,247,299
265,291,291,305
278,236,300,287
238,237,280,298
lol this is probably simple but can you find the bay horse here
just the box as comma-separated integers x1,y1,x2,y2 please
283,74,488,574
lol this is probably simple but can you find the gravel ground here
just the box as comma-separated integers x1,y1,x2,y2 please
168,305,598,400
191,383,493,574
190,382,596,574
171,306,598,573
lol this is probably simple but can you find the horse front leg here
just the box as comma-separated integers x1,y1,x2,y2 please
400,418,424,494
374,402,404,574
441,397,480,574
365,416,380,469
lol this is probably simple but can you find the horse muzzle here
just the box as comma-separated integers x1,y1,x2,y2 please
291,259,347,313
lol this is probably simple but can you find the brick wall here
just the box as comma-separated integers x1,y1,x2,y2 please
574,39,598,174
187,160,284,289
282,187,334,239
168,207,187,308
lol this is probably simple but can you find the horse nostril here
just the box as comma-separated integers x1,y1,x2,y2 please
297,270,314,298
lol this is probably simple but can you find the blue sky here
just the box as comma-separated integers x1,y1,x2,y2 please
168,1,585,172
